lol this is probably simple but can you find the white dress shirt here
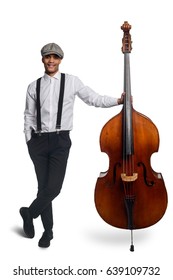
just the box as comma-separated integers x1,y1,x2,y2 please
24,71,118,142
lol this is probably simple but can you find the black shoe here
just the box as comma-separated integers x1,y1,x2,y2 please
19,207,35,238
38,230,53,248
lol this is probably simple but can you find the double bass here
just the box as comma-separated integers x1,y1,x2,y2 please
94,21,168,251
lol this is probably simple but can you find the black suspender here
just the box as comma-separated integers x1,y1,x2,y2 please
36,73,65,134
56,73,65,131
36,77,42,133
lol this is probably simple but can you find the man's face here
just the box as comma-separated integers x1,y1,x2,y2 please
42,54,61,76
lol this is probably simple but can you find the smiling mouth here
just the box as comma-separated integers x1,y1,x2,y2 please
48,64,55,67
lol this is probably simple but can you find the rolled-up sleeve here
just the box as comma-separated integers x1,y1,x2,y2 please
24,83,37,142
75,77,118,107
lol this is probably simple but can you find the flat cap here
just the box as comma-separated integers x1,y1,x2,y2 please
41,43,64,58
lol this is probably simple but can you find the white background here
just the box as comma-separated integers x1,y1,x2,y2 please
1,0,172,279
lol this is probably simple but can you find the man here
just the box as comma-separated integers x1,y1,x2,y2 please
20,43,124,248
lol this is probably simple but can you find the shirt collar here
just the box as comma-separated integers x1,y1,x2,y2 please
43,71,61,81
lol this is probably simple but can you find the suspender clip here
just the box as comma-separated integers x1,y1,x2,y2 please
56,127,61,134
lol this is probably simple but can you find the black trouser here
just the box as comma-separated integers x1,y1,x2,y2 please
27,131,71,231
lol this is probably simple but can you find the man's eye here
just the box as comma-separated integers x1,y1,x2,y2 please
53,55,60,59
